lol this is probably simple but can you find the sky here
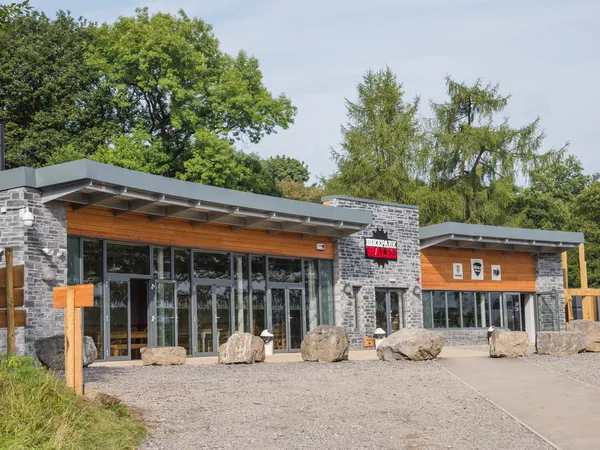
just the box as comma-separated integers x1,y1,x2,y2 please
32,0,600,182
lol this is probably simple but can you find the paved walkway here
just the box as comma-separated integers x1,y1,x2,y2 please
438,350,600,450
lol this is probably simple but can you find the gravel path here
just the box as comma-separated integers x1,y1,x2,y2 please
85,360,552,450
525,352,600,388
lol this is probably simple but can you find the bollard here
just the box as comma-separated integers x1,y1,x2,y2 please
374,327,386,349
260,330,274,356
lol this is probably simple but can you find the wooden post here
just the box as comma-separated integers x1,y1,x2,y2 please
74,306,83,395
64,289,75,389
579,243,588,289
6,248,15,356
562,251,573,321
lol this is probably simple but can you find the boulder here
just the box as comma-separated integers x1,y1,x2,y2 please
376,328,444,361
567,320,600,352
489,330,528,358
536,331,587,356
34,334,98,370
218,332,265,364
301,325,349,362
140,346,187,365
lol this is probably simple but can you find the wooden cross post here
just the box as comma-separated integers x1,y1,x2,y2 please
0,248,25,356
53,284,93,395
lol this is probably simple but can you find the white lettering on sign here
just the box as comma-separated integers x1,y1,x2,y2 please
365,238,397,248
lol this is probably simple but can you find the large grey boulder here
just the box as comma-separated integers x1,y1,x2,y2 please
301,325,349,362
489,330,528,358
536,331,587,356
567,320,600,352
34,334,98,370
140,346,187,365
218,332,265,364
377,328,444,361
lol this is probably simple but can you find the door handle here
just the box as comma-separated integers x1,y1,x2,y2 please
151,316,156,322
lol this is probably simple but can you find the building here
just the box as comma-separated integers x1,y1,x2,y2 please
0,160,585,359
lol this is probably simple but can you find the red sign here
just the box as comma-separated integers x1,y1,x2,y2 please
365,245,397,260
364,228,398,267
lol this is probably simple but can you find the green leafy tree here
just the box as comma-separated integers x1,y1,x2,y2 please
571,182,600,288
0,1,30,22
325,68,424,203
0,10,116,168
263,155,309,183
426,77,544,225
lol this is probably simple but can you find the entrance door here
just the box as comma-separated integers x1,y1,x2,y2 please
108,279,130,360
270,287,304,352
375,289,405,336
503,293,523,331
194,284,232,354
154,281,176,347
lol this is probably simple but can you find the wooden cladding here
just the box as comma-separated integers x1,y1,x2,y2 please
0,265,24,289
0,309,26,328
421,247,536,291
67,206,334,259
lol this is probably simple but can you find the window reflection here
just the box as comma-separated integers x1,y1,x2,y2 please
268,258,301,283
153,247,171,279
107,242,149,274
194,252,230,279
83,239,103,358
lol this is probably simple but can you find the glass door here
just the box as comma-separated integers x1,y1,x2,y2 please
375,289,405,336
503,293,522,331
289,289,303,350
215,286,231,348
108,279,130,360
155,281,176,347
270,287,304,352
271,288,287,351
196,285,214,354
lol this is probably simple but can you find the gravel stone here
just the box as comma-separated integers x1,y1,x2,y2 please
526,352,600,388
85,361,552,450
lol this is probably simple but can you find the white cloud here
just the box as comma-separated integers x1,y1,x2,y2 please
31,0,600,181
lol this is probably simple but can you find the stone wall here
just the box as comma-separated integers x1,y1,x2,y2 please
432,329,489,346
0,188,67,356
535,253,566,331
326,197,421,348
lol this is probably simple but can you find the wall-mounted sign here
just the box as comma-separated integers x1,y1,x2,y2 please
491,264,501,281
470,259,484,280
365,228,397,267
316,243,326,252
453,263,463,280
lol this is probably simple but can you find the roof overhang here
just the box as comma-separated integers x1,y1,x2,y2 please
420,222,584,254
0,160,372,238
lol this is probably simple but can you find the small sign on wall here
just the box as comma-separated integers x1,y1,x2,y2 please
491,264,501,281
316,243,325,252
453,263,463,280
471,259,484,280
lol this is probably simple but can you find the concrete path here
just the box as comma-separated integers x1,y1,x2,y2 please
438,351,600,450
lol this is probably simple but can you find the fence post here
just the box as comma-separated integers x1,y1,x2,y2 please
6,248,15,356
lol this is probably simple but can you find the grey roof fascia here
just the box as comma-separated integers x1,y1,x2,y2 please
420,222,584,246
0,166,38,191
22,159,372,226
322,195,418,210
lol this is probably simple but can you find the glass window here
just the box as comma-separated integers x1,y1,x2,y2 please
490,292,502,327
375,290,387,332
304,260,319,332
153,247,171,279
476,293,488,328
572,296,583,320
82,239,103,358
174,249,191,354
447,292,461,328
318,260,334,325
268,258,302,283
390,291,402,332
233,255,249,333
432,291,446,328
67,237,81,285
194,252,230,279
251,256,266,335
107,242,149,274
422,291,433,328
461,292,476,327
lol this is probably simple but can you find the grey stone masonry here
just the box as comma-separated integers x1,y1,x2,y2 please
433,329,489,346
0,188,67,356
535,253,566,331
326,197,422,348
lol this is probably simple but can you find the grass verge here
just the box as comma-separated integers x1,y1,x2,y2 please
0,355,146,449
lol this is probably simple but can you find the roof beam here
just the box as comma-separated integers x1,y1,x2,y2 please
230,216,268,232
71,191,124,211
41,181,93,204
113,198,162,217
150,202,200,222
192,208,239,228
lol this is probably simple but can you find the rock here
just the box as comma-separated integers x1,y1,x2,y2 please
218,332,265,364
301,325,349,362
489,330,528,358
34,334,97,370
376,328,444,361
140,346,187,365
536,331,587,356
567,320,600,352
83,387,120,406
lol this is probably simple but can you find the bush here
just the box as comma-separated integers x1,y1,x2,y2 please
0,355,146,449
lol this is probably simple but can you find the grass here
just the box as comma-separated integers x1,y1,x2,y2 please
0,355,146,450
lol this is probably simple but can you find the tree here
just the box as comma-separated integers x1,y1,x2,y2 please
0,1,30,22
262,155,309,183
0,10,116,168
325,68,424,203
89,8,296,178
426,77,544,225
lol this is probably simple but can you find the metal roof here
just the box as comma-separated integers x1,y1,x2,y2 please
0,160,372,238
420,222,584,254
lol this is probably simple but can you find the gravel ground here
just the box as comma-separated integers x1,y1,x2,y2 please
525,352,600,388
85,360,552,450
